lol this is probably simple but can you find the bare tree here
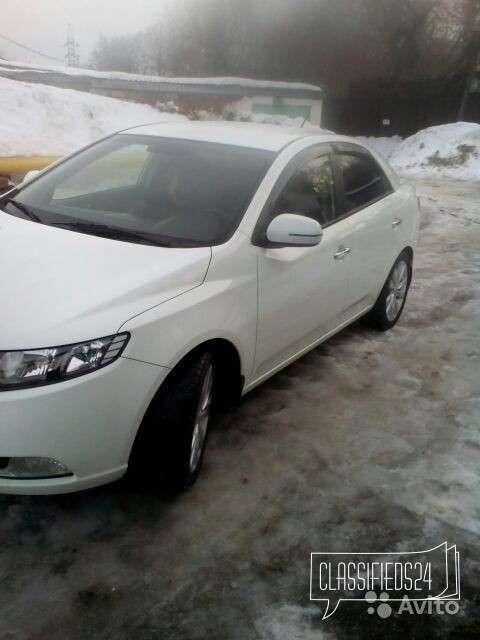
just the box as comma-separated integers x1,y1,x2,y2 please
91,34,141,73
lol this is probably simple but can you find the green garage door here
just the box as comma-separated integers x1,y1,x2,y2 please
252,104,311,120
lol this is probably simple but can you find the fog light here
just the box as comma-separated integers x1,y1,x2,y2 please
0,457,72,479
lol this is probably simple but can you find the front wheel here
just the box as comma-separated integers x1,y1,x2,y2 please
364,251,412,331
129,351,215,491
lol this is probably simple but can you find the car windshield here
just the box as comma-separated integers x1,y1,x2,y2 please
5,134,274,247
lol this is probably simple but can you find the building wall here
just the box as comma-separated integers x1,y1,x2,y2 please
223,95,322,125
90,87,323,126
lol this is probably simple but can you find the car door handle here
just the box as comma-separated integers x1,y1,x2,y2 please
392,218,403,228
334,246,351,260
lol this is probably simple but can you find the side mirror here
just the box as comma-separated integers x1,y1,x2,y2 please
265,213,323,248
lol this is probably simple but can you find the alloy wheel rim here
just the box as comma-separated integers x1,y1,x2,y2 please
189,364,214,473
385,260,408,322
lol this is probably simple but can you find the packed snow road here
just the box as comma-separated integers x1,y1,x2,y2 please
0,178,478,640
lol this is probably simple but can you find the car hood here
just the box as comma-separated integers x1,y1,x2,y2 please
0,214,212,350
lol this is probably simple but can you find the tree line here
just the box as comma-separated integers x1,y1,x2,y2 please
89,0,479,112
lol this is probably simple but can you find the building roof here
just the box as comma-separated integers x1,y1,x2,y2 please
0,59,323,99
121,121,321,151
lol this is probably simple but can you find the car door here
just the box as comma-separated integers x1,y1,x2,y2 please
332,143,406,317
252,145,353,380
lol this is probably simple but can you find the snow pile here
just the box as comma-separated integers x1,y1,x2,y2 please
196,106,327,132
357,135,402,160
0,76,186,157
389,122,480,180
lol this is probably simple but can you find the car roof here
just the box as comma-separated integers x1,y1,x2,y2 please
120,120,328,152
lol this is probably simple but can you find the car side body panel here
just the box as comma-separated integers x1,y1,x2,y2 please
252,218,352,379
341,188,413,316
119,232,258,381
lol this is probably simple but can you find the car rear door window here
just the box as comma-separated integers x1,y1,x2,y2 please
336,150,392,213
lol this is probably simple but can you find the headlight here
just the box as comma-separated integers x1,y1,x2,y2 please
0,333,129,390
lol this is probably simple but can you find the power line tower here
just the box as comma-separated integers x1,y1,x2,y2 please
64,24,80,67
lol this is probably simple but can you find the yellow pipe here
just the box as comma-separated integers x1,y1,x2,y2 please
0,156,60,176
0,153,148,178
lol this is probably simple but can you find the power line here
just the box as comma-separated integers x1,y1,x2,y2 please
0,33,64,64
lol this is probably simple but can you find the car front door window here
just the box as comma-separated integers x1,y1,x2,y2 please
272,154,336,226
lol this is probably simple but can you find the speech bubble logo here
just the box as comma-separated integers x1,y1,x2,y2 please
310,542,460,619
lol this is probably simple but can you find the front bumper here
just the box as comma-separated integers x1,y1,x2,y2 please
0,356,168,494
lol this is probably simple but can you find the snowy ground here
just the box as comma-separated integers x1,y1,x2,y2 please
0,176,478,639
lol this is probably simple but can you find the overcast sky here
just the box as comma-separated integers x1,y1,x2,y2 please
0,0,173,66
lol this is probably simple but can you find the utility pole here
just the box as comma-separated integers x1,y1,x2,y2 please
64,24,80,67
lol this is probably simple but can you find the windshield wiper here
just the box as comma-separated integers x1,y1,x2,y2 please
49,220,165,246
6,199,43,222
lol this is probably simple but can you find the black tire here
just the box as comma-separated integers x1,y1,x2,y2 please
129,351,215,491
364,251,412,331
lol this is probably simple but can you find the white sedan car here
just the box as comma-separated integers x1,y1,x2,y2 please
0,122,419,494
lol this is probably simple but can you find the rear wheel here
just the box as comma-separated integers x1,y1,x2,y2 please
129,351,215,491
365,251,412,331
